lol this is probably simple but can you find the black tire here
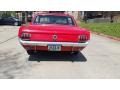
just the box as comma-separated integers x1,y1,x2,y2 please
27,50,34,55
72,51,79,55
14,22,18,26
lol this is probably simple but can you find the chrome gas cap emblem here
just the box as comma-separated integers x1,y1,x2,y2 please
53,35,57,41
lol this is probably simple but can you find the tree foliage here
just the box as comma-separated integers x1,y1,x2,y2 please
0,11,16,18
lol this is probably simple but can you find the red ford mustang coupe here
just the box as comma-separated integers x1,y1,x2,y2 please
18,13,90,55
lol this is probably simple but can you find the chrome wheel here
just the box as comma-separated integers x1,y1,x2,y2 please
14,22,18,26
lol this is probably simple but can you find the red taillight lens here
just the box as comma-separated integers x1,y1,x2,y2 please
78,35,88,42
21,33,31,41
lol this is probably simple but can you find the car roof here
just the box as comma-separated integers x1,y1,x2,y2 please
34,13,72,17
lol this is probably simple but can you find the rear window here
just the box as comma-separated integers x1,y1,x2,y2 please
34,15,75,26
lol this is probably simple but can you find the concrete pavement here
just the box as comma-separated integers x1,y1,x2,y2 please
0,26,120,79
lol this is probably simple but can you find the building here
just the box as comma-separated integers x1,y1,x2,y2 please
80,11,120,23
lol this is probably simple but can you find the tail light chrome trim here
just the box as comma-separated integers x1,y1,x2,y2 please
78,35,88,42
21,33,31,41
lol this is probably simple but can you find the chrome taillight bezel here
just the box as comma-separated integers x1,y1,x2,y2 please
21,33,31,41
78,35,88,43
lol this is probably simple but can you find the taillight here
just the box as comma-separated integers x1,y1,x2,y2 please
21,33,31,41
78,35,88,43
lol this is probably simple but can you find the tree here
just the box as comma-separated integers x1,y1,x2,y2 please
83,11,88,23
0,11,16,18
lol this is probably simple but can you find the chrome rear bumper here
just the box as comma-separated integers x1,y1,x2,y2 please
19,39,88,47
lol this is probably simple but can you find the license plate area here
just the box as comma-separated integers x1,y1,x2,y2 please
48,44,61,51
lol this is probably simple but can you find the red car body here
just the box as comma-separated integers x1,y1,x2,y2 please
18,13,90,55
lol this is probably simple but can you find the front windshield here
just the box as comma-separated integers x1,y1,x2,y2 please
34,15,75,26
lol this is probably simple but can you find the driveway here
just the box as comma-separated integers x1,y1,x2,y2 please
0,26,120,79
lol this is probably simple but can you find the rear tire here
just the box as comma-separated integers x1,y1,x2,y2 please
14,22,18,26
72,51,79,55
27,50,34,55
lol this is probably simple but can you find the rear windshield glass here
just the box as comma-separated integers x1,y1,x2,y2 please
34,15,75,26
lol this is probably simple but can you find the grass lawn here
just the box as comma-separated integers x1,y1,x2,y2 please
79,23,120,38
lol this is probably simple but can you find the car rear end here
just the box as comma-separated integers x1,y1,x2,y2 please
18,13,90,54
19,27,90,53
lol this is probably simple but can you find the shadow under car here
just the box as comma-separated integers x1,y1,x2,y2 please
28,52,87,62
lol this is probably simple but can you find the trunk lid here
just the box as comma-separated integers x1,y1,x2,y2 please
23,24,89,42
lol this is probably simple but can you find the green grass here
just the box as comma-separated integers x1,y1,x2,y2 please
79,22,120,38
